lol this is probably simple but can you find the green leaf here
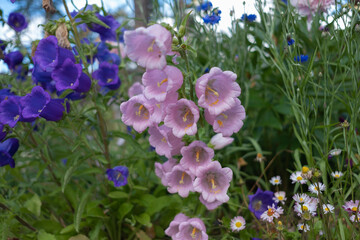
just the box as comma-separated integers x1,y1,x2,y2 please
62,165,77,193
257,109,283,130
75,13,110,28
74,187,93,232
108,191,128,199
69,234,90,240
118,202,133,220
60,224,75,234
24,194,41,217
180,10,192,29
37,230,56,240
135,213,151,227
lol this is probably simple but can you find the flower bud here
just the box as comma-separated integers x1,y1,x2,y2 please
56,23,71,49
43,0,56,14
178,25,186,38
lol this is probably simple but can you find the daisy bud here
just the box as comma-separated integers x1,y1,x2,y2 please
43,0,56,13
56,23,71,49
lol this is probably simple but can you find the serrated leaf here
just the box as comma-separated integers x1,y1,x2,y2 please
74,187,93,232
108,191,128,199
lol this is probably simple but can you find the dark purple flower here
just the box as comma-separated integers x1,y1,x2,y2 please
33,36,75,72
0,88,14,102
70,11,88,32
39,99,67,121
14,65,28,81
0,40,7,51
32,63,52,83
95,42,120,65
8,12,28,32
0,124,6,141
89,13,120,41
106,166,129,187
241,14,257,22
51,58,91,92
0,138,19,168
92,62,120,90
287,39,295,46
11,0,16,3
248,188,276,219
203,13,221,25
294,55,309,63
20,86,51,119
4,51,23,70
0,97,22,128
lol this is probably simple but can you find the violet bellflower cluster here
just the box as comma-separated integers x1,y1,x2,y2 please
165,213,208,240
120,22,246,237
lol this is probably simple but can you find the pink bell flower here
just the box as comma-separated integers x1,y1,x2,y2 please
180,140,214,175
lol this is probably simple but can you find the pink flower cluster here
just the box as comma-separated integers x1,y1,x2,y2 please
165,213,208,240
121,24,245,217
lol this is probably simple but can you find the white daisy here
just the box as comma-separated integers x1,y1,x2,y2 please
294,201,317,217
329,149,342,157
331,171,343,179
309,183,326,194
260,204,284,223
350,214,360,223
270,176,282,185
254,153,266,162
230,216,246,232
297,223,310,232
322,204,334,214
290,171,307,184
273,191,287,204
293,193,310,203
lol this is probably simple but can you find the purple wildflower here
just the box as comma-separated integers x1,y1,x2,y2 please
165,213,190,238
0,138,19,168
7,12,28,32
128,82,144,98
89,13,120,41
106,166,129,187
155,158,177,186
180,140,214,175
20,86,50,119
92,62,120,90
176,218,208,240
248,188,276,219
165,164,195,198
4,51,23,70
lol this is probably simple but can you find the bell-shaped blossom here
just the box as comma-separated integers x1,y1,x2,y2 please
20,86,50,119
4,51,23,70
128,82,144,98
290,0,334,18
39,99,68,121
92,62,120,90
124,24,172,69
89,13,120,41
165,164,195,198
248,188,276,219
120,94,154,133
148,124,184,158
33,36,75,72
95,41,121,65
180,141,214,175
7,12,28,32
176,218,208,240
142,65,183,102
209,133,234,150
199,195,223,210
205,98,245,137
0,97,22,128
195,67,240,115
193,161,232,203
164,99,199,138
0,124,6,141
51,58,91,92
106,166,129,187
165,213,190,239
32,63,52,84
148,92,178,124
0,138,19,168
155,158,177,186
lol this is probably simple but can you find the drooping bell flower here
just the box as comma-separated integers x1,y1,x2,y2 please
180,140,214,175
0,124,6,141
7,12,28,32
142,65,183,102
39,98,68,121
106,166,129,187
95,42,120,65
193,161,232,204
205,98,245,137
124,24,172,70
0,97,22,128
209,133,234,150
88,13,120,41
20,86,50,119
165,213,190,238
0,89,14,102
120,94,154,133
92,62,120,90
176,218,208,240
248,188,276,219
51,58,91,92
155,158,177,186
148,92,178,124
195,67,241,115
32,63,52,84
148,124,184,158
0,138,19,168
33,36,75,72
0,40,7,51
165,164,195,198
128,82,144,98
164,99,200,138
4,51,23,70
199,195,223,210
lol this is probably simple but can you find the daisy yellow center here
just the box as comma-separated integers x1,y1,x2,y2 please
274,179,279,183
147,40,155,52
157,78,168,87
235,222,242,228
314,187,319,191
302,166,309,173
302,206,308,211
278,221,282,225
352,207,358,212
300,225,304,229
296,176,303,181
267,208,275,216
257,153,262,158
325,207,329,211
335,174,340,178
179,172,185,184
277,196,284,200
299,197,304,202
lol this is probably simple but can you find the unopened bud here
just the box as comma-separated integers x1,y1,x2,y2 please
172,37,179,45
56,23,71,49
178,25,186,38
43,0,56,14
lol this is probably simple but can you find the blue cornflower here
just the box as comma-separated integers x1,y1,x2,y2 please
241,14,256,22
287,39,295,46
7,12,28,32
248,188,276,219
203,13,221,25
294,55,309,63
0,138,19,168
106,166,129,187
196,1,213,11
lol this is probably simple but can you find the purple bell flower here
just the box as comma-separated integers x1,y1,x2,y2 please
33,36,75,72
0,124,7,141
8,12,28,32
95,42,120,65
4,51,23,70
0,88,14,102
20,86,51,119
248,188,276,219
106,166,129,187
32,63,52,83
89,13,120,41
92,62,120,90
51,58,91,92
39,98,68,121
0,40,7,51
0,97,22,128
0,138,19,168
